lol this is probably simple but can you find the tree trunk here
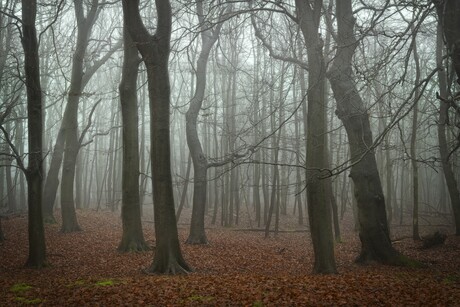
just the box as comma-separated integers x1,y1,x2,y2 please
60,95,82,232
42,126,65,223
117,23,149,252
327,0,404,265
410,30,421,241
436,21,460,235
122,0,190,274
5,143,17,213
22,0,47,268
185,1,223,244
0,218,4,243
296,0,337,274
176,154,191,222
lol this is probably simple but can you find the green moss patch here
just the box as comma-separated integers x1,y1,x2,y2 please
14,297,43,305
186,294,215,303
94,279,116,287
10,283,32,293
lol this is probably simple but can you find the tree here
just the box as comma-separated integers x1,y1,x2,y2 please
122,0,191,274
42,0,120,226
0,215,4,242
433,0,460,235
295,0,337,274
185,1,224,244
117,19,149,252
22,0,47,268
410,29,421,241
327,0,405,264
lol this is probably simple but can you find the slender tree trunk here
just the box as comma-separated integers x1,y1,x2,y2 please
410,31,421,241
0,218,4,242
176,154,191,222
296,0,337,274
186,1,223,244
42,127,65,223
22,0,46,268
118,24,149,252
5,140,17,213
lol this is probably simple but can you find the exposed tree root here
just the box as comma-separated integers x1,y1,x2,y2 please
117,240,151,253
145,258,192,275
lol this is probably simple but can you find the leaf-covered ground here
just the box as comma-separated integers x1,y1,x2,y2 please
0,210,459,306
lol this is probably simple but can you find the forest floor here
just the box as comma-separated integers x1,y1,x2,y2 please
0,209,459,306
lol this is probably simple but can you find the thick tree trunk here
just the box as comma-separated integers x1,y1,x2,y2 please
433,0,460,84
122,0,190,274
327,0,404,265
436,22,460,235
146,56,190,273
118,25,149,252
22,0,47,268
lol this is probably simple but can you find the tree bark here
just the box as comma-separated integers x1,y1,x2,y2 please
22,0,47,268
327,0,404,264
117,22,149,252
122,0,190,274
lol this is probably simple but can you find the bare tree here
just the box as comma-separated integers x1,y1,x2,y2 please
22,0,46,268
186,1,224,244
117,19,149,252
122,0,191,274
295,0,337,274
327,0,406,265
